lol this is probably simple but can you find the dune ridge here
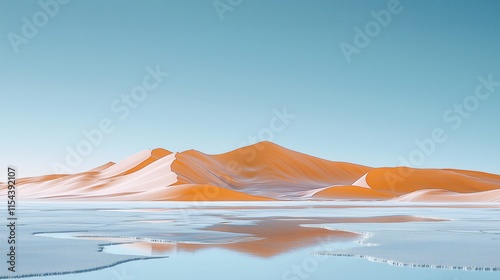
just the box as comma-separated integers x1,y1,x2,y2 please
1,141,499,202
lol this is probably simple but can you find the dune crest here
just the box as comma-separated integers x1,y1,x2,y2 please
172,141,370,199
1,142,499,202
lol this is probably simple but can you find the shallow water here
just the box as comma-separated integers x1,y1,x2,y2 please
1,201,499,279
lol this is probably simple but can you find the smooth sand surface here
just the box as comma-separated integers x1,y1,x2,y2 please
122,148,172,175
1,142,499,202
313,185,397,200
366,167,500,194
171,141,371,199
394,189,500,203
123,184,276,201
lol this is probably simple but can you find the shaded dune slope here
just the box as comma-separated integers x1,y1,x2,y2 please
172,141,371,199
1,142,499,202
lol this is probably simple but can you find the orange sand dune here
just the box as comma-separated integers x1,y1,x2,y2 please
122,148,171,175
172,141,371,199
394,189,500,203
17,174,70,185
121,184,275,201
87,161,115,172
365,167,500,194
1,142,499,202
313,185,396,200
0,149,177,200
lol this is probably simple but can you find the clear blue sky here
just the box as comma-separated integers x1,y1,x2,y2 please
1,0,500,177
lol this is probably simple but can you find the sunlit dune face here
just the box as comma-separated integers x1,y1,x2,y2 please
313,185,397,200
161,184,276,201
3,142,500,202
366,167,500,194
122,148,172,175
15,174,69,185
171,142,371,198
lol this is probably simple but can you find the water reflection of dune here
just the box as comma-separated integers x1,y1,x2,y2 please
91,216,444,258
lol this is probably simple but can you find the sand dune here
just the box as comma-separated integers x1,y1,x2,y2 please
5,150,177,200
394,189,500,203
87,161,115,172
172,141,371,199
122,184,275,201
1,142,499,202
365,167,500,194
122,148,172,175
313,185,396,200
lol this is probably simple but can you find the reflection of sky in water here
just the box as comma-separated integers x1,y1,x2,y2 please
27,248,500,280
4,202,500,280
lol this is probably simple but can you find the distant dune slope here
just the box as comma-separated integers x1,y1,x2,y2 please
365,167,500,194
172,141,371,199
1,142,499,202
